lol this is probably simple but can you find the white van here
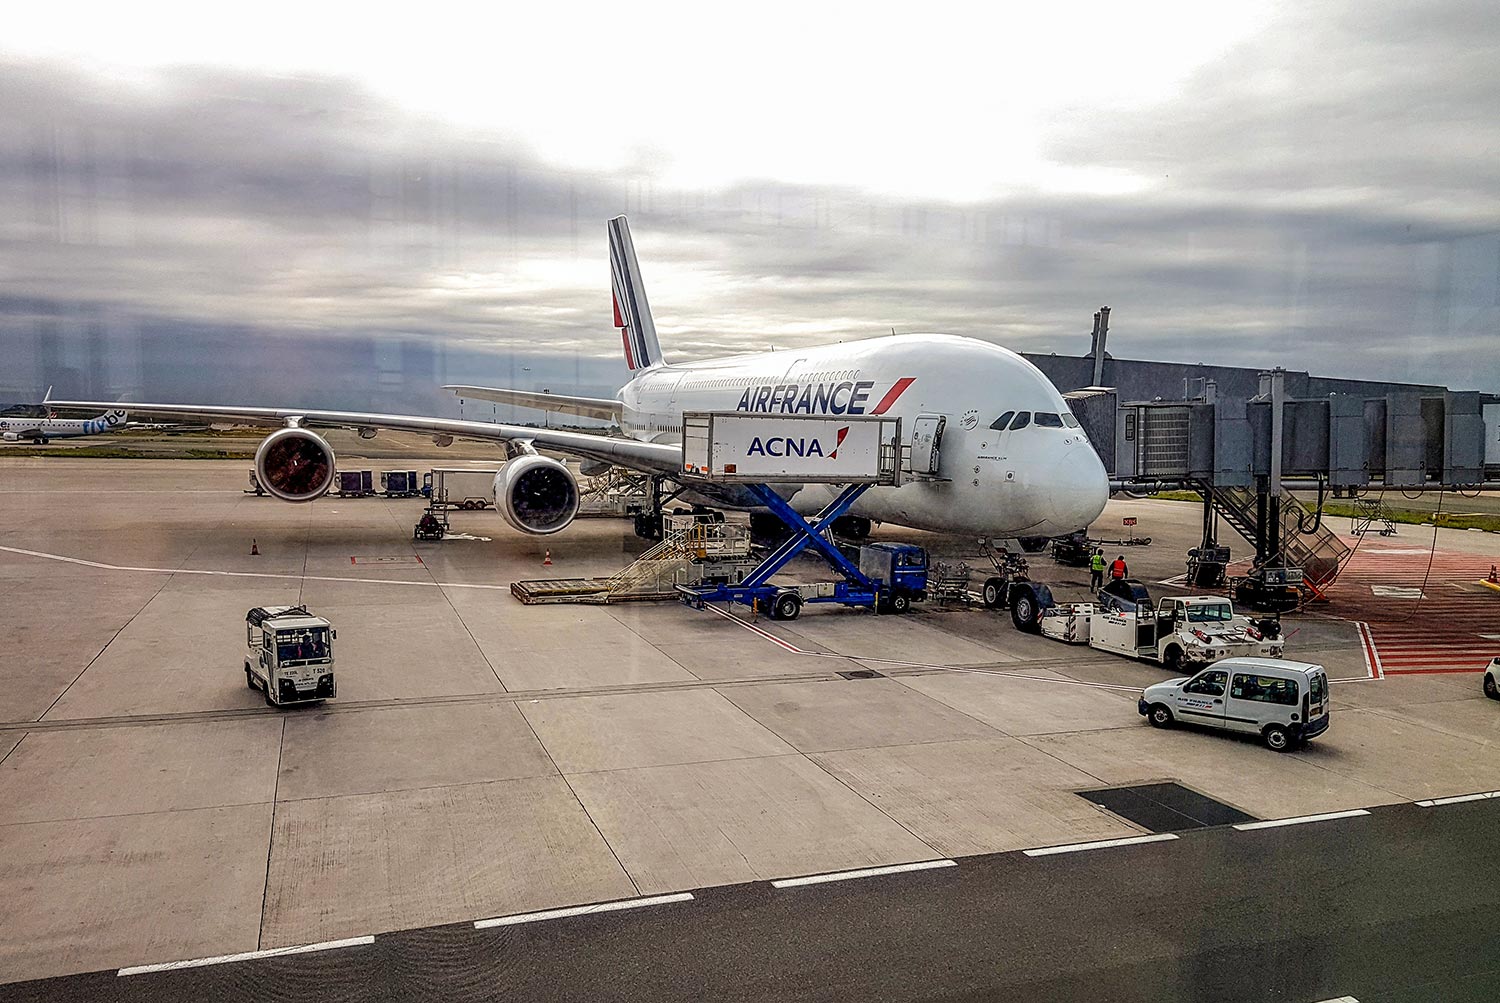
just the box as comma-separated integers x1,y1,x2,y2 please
1138,657,1330,752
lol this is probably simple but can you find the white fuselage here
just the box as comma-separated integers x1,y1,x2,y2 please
617,334,1108,538
0,409,128,442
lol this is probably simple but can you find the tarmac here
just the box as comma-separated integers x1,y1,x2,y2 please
2,457,1499,986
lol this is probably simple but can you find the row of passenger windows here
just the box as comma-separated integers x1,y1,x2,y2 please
989,410,1080,431
1184,671,1300,706
689,371,861,390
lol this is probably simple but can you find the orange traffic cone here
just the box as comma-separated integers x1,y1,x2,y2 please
250,539,260,556
542,549,553,566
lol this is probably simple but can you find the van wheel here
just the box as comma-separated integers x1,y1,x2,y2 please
1148,704,1174,728
773,593,802,622
891,593,911,614
1485,674,1499,700
1162,645,1184,674
1010,588,1041,633
1263,724,1294,752
982,578,1005,609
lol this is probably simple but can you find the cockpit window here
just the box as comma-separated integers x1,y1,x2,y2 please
1035,412,1064,427
989,410,1015,431
1061,413,1080,428
1009,411,1031,430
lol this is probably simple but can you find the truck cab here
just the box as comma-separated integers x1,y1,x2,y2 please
245,606,336,706
857,542,929,610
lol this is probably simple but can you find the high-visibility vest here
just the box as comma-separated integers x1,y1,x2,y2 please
1090,554,1105,572
1110,559,1127,578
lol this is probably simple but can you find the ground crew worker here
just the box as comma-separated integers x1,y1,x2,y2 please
1110,555,1128,581
1089,548,1106,590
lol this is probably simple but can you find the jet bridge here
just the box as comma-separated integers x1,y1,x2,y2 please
1078,370,1500,606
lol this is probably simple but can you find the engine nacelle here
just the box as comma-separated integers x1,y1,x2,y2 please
254,427,335,502
494,454,579,535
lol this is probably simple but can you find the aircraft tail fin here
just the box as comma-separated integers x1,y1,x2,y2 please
608,216,665,371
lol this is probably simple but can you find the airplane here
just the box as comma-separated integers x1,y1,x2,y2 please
48,216,1109,543
0,406,129,444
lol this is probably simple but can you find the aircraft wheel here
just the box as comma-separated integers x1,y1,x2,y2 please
1010,587,1041,633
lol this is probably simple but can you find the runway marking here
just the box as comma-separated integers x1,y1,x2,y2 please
0,544,511,590
1415,790,1500,807
1023,833,1178,857
703,603,1142,691
117,935,374,976
1355,621,1385,680
771,859,956,888
1312,997,1360,1002
474,892,693,929
1233,809,1370,831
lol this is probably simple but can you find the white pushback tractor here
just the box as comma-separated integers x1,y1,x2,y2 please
245,605,336,706
1040,580,1283,673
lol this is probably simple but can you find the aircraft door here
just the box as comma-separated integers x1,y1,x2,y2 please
909,414,946,475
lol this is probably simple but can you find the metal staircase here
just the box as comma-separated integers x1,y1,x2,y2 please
1200,483,1352,592
512,517,755,604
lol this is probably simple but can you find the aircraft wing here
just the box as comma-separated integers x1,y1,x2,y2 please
43,399,681,475
443,385,623,423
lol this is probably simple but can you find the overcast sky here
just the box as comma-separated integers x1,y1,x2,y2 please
1,0,1497,409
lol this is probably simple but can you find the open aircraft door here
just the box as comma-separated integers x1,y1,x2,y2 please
909,414,946,476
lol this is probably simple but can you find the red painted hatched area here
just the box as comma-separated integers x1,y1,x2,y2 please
1326,536,1500,675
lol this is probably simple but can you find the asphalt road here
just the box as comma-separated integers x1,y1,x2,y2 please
4,798,1498,1002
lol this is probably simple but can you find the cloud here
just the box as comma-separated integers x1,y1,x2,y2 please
1,3,1497,410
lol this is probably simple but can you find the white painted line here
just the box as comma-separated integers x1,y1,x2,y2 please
1415,790,1500,807
1313,996,1359,1002
1024,833,1178,857
771,859,957,888
474,892,693,929
1233,809,1370,831
117,935,374,976
0,544,510,590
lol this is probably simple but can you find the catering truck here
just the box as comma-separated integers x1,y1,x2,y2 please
1039,580,1284,672
244,605,336,706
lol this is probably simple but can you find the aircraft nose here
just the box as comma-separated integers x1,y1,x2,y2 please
1048,442,1109,533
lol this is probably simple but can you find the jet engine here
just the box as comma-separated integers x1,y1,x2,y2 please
494,455,579,535
254,427,335,502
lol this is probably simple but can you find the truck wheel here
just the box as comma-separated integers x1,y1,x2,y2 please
1485,674,1499,700
1162,645,1184,674
1263,724,1294,752
264,687,276,708
245,664,257,691
891,593,911,614
773,593,802,622
1010,587,1041,633
1147,704,1174,728
982,577,1005,609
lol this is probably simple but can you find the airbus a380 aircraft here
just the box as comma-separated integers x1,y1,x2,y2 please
50,217,1108,541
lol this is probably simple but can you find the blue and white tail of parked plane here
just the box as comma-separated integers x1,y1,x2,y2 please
1,402,128,443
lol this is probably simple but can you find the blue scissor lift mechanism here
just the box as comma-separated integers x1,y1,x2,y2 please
673,414,928,621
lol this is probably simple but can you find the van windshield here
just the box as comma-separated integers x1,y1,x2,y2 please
1187,603,1234,622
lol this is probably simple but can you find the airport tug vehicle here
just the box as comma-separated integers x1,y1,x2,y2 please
244,606,336,706
1039,579,1283,673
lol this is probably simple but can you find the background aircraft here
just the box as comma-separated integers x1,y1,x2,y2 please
0,407,128,444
